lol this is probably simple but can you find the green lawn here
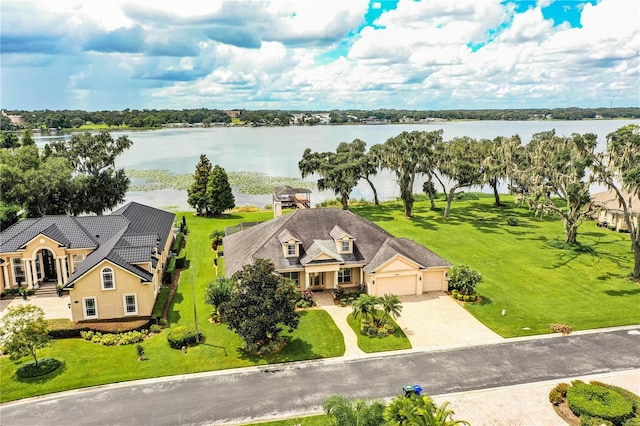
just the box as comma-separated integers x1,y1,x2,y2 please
248,415,328,425
353,195,640,337
0,211,344,403
346,314,411,353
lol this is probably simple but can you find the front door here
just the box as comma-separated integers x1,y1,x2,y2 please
41,250,57,282
309,272,324,289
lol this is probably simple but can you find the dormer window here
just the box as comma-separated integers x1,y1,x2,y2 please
287,244,296,256
341,240,350,253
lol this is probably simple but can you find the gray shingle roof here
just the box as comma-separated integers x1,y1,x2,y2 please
223,208,450,276
300,240,343,265
1,216,98,253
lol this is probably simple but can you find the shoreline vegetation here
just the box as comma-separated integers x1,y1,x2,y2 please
2,107,639,132
126,169,315,194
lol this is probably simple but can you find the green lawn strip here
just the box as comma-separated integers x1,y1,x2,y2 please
0,211,344,403
353,195,639,338
346,313,411,353
247,415,328,425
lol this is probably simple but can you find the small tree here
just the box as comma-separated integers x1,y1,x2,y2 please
352,294,379,325
379,294,403,325
225,259,299,354
324,394,386,426
448,265,482,296
187,154,212,215
206,165,235,216
204,277,235,322
384,394,469,426
0,305,50,367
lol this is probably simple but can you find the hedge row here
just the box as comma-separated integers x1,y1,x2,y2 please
151,287,170,321
175,248,186,269
172,232,185,253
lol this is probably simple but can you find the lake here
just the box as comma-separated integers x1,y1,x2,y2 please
35,120,640,211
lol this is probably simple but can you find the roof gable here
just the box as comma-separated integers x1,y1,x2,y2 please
300,240,343,265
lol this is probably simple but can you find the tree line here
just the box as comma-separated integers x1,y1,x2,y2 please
299,125,640,279
0,130,131,228
2,107,638,130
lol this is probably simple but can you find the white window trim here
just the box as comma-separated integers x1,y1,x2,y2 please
83,297,98,320
123,294,138,316
101,267,116,290
338,267,352,284
284,242,298,258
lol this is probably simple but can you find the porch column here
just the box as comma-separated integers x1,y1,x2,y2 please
305,271,310,290
59,256,69,282
30,258,39,287
55,257,64,286
24,259,34,289
2,264,10,290
334,270,339,289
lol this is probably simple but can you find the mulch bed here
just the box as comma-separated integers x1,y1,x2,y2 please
552,402,579,425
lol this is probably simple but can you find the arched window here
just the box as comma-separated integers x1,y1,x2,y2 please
101,267,115,290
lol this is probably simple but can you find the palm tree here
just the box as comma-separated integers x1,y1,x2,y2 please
379,294,402,324
324,394,385,426
351,294,379,325
383,394,470,426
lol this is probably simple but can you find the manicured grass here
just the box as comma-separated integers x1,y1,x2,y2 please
346,314,411,353
353,195,640,337
0,211,344,403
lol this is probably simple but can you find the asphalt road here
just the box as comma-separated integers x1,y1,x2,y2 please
1,328,639,426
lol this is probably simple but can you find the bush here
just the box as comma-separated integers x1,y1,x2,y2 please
454,192,480,201
550,323,573,335
164,257,177,284
567,382,634,425
150,324,163,334
549,382,570,405
448,264,482,296
507,216,519,226
172,232,185,253
590,381,640,414
580,416,614,426
166,326,202,349
80,330,147,346
623,419,640,426
332,287,345,300
16,358,61,378
175,248,187,269
151,287,170,321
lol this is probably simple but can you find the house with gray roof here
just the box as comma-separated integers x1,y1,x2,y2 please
591,190,639,232
0,202,175,322
224,208,451,296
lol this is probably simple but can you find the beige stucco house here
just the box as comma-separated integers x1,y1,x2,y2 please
224,208,451,296
0,202,175,323
591,190,639,232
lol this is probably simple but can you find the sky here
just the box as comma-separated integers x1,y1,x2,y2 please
1,0,639,111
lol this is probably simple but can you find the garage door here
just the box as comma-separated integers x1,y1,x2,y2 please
375,275,416,296
422,270,444,292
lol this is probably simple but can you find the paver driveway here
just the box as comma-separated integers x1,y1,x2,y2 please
394,292,503,349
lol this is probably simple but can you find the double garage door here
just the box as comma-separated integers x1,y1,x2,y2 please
375,275,417,296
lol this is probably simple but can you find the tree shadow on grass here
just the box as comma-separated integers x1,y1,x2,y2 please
200,342,228,356
167,292,184,324
352,204,397,223
603,288,640,297
15,359,66,383
235,338,318,364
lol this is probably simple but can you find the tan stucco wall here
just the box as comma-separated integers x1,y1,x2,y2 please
69,260,156,321
422,267,449,292
365,256,450,296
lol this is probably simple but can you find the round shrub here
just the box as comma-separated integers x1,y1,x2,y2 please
507,216,519,226
580,416,614,426
167,326,202,349
16,358,61,378
567,382,633,424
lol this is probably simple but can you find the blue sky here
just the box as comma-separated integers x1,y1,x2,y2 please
1,0,638,111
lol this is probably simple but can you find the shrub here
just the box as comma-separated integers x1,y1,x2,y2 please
589,381,640,413
567,382,634,425
507,216,519,226
623,419,640,426
175,248,187,269
151,287,170,321
332,287,345,300
455,192,480,200
549,383,570,405
166,326,202,349
80,330,147,346
172,232,184,253
580,416,614,426
16,358,61,378
448,264,482,295
550,323,573,335
150,324,163,334
164,257,176,284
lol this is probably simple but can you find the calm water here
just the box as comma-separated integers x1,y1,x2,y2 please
35,120,640,210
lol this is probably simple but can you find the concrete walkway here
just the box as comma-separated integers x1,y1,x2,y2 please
314,292,365,356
